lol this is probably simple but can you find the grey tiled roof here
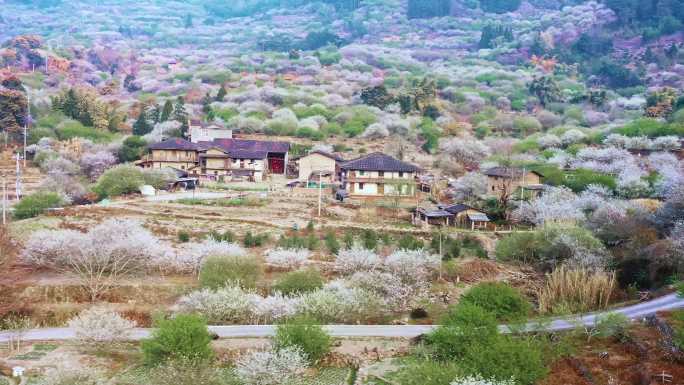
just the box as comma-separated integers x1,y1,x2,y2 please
148,138,201,151
340,152,419,172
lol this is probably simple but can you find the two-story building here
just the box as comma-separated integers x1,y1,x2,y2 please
340,153,420,198
145,138,201,172
296,150,345,184
483,167,543,199
139,138,289,182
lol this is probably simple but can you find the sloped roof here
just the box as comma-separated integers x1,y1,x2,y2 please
203,138,290,154
483,167,542,178
441,203,473,215
304,150,346,162
340,152,419,172
148,138,201,151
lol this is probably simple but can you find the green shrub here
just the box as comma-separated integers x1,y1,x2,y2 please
459,282,532,322
272,268,325,295
141,314,214,366
93,164,145,199
56,119,114,142
594,313,629,339
199,255,261,290
13,192,63,220
324,231,340,255
178,231,190,243
342,230,354,249
397,234,424,250
274,316,332,364
459,335,548,385
118,135,147,162
428,303,499,361
390,360,463,385
494,232,541,264
360,229,378,250
243,231,268,248
428,302,547,385
208,229,235,243
562,168,616,192
27,125,57,145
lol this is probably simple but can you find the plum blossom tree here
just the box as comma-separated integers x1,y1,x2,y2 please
451,172,489,202
235,347,308,385
513,186,584,226
334,246,380,274
22,219,166,300
616,166,650,198
440,137,491,168
560,129,586,145
265,248,311,271
67,307,136,347
80,150,117,181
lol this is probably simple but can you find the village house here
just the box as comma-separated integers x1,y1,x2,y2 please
340,153,419,198
295,150,345,185
413,203,491,230
139,138,289,182
483,167,543,199
188,119,233,143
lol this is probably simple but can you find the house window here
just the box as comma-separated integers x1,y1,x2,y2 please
359,183,365,190
359,170,365,176
378,171,384,177
181,165,185,170
492,186,495,191
398,172,404,178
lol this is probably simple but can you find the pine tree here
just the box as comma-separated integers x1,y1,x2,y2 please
202,92,213,115
160,100,173,122
133,109,152,136
216,85,227,102
150,104,161,124
173,96,189,134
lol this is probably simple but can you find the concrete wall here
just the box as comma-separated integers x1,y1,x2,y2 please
189,127,233,143
298,153,336,181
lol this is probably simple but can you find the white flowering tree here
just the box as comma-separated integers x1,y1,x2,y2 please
265,248,311,271
513,186,585,226
334,247,380,274
67,307,136,347
22,219,166,300
80,151,117,181
440,137,491,168
451,172,488,202
235,347,308,385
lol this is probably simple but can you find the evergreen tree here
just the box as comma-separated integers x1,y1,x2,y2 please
216,85,227,102
202,92,213,115
149,104,161,124
160,100,173,122
173,96,189,134
132,109,152,136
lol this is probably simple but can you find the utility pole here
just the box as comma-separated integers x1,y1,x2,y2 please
520,167,526,201
24,90,30,168
2,173,6,225
14,153,22,200
317,171,323,217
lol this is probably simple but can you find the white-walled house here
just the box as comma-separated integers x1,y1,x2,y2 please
296,150,345,182
340,153,419,198
188,119,233,143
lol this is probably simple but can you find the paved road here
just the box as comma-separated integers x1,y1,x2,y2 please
1,294,682,343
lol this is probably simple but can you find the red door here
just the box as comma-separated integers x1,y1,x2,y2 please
269,158,285,174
